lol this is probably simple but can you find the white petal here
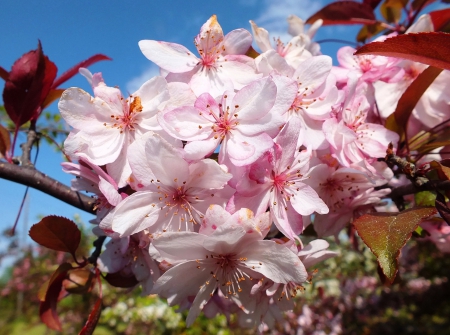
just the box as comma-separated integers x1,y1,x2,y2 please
145,134,189,187
233,77,276,121
240,240,307,284
111,191,162,236
138,40,199,72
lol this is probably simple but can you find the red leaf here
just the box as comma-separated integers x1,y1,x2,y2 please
79,298,102,335
0,66,8,81
363,0,383,8
306,1,376,25
104,272,139,288
2,41,57,127
0,124,11,159
353,207,436,284
355,32,450,70
385,65,443,141
52,54,112,89
429,8,450,31
39,263,73,331
29,215,81,259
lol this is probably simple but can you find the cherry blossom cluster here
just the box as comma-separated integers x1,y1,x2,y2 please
57,14,430,329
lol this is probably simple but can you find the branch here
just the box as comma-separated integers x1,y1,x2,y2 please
0,162,96,214
389,180,450,199
19,126,38,166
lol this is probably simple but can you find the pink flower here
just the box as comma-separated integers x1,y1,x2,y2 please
59,74,170,187
421,220,450,253
139,15,261,97
150,205,307,326
324,79,399,168
229,117,328,240
101,133,232,236
160,77,285,166
98,233,160,294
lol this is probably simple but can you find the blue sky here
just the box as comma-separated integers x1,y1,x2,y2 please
1,0,351,249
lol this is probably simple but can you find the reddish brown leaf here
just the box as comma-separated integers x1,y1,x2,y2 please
2,41,57,127
29,216,81,259
245,46,260,59
380,0,408,24
385,65,443,141
306,1,376,25
52,54,112,89
0,66,8,81
38,262,73,302
430,160,450,180
412,0,436,10
79,298,102,335
353,207,436,284
104,272,139,288
41,88,65,109
39,263,73,331
0,124,11,158
357,22,385,42
63,268,95,294
429,8,450,32
435,192,450,225
355,32,450,70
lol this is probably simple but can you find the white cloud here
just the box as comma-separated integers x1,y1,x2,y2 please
253,0,325,41
126,64,161,93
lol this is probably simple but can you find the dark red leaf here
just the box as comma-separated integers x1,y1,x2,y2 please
412,0,436,10
355,32,450,71
436,192,450,225
104,272,139,288
2,41,57,127
429,8,450,31
29,215,81,259
32,56,57,121
79,298,102,335
52,54,112,89
363,0,383,8
385,66,443,141
306,1,376,25
0,66,8,81
39,263,73,331
353,207,436,284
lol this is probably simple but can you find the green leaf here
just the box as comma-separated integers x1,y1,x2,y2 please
29,215,81,260
415,191,436,206
353,207,437,284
